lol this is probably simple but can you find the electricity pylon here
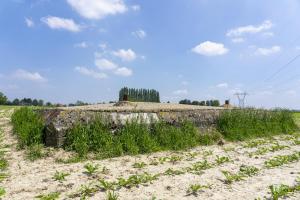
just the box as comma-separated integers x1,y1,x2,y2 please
234,92,248,108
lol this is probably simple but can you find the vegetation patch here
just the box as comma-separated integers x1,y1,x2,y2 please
269,180,300,200
217,109,297,141
264,152,300,168
65,119,221,158
11,107,44,148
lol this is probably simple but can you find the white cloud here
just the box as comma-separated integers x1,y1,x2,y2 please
216,82,229,88
41,16,81,32
226,20,273,37
255,46,281,56
114,67,132,76
131,4,140,11
112,49,137,61
13,69,46,82
67,0,127,20
74,42,88,48
132,29,146,39
99,43,107,50
173,89,188,95
25,17,34,27
192,41,229,56
181,81,189,86
75,66,107,79
231,37,244,43
95,58,118,70
262,32,274,37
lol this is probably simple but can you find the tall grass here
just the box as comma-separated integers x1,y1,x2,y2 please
64,119,220,158
11,107,44,148
217,108,297,141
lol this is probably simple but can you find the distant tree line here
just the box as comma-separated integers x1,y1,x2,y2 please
179,99,220,107
119,87,160,102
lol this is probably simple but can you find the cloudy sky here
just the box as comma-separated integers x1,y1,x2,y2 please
0,0,300,108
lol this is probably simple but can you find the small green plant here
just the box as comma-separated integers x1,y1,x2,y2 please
98,179,115,191
116,172,159,189
0,173,9,182
222,171,245,184
269,184,292,200
164,168,185,176
106,191,119,200
84,163,99,175
78,184,98,199
202,150,213,157
239,165,259,176
168,155,183,164
243,139,268,148
187,160,212,174
53,171,70,182
186,184,210,196
36,192,60,200
0,158,8,170
132,162,146,169
186,152,198,160
0,187,5,197
265,152,300,168
215,156,230,165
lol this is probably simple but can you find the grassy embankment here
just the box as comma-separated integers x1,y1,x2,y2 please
10,107,298,160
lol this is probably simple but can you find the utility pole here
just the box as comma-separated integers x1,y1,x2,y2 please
234,92,248,108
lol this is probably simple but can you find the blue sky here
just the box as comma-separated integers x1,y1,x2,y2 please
0,0,300,108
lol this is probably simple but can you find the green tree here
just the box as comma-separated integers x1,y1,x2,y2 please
0,92,8,105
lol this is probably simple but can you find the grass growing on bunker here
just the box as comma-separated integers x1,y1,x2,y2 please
217,108,297,141
64,119,222,159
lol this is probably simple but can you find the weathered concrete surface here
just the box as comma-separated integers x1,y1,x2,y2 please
39,103,223,147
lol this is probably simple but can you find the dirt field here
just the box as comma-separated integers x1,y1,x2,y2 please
1,108,300,200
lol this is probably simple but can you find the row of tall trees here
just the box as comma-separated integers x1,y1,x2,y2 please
119,87,160,103
179,99,220,107
0,91,54,106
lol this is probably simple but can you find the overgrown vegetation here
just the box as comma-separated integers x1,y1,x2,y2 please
11,107,44,148
64,119,220,158
217,109,297,141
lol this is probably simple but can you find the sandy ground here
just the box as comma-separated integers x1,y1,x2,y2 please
0,108,300,200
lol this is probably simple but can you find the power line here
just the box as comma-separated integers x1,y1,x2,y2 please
263,53,300,82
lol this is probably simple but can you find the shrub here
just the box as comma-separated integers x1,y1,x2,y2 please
11,107,44,148
217,109,297,141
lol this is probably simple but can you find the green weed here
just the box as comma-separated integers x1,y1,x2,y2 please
0,187,5,197
164,168,185,176
215,156,230,165
265,152,300,168
53,171,70,182
132,162,146,169
106,191,119,200
98,179,116,191
222,171,245,184
35,192,60,200
84,163,99,175
239,165,259,176
26,144,45,161
186,184,210,196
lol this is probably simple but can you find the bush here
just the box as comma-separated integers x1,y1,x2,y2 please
11,107,44,148
217,108,297,141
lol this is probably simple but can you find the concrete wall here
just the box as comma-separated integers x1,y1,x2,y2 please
39,109,221,147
